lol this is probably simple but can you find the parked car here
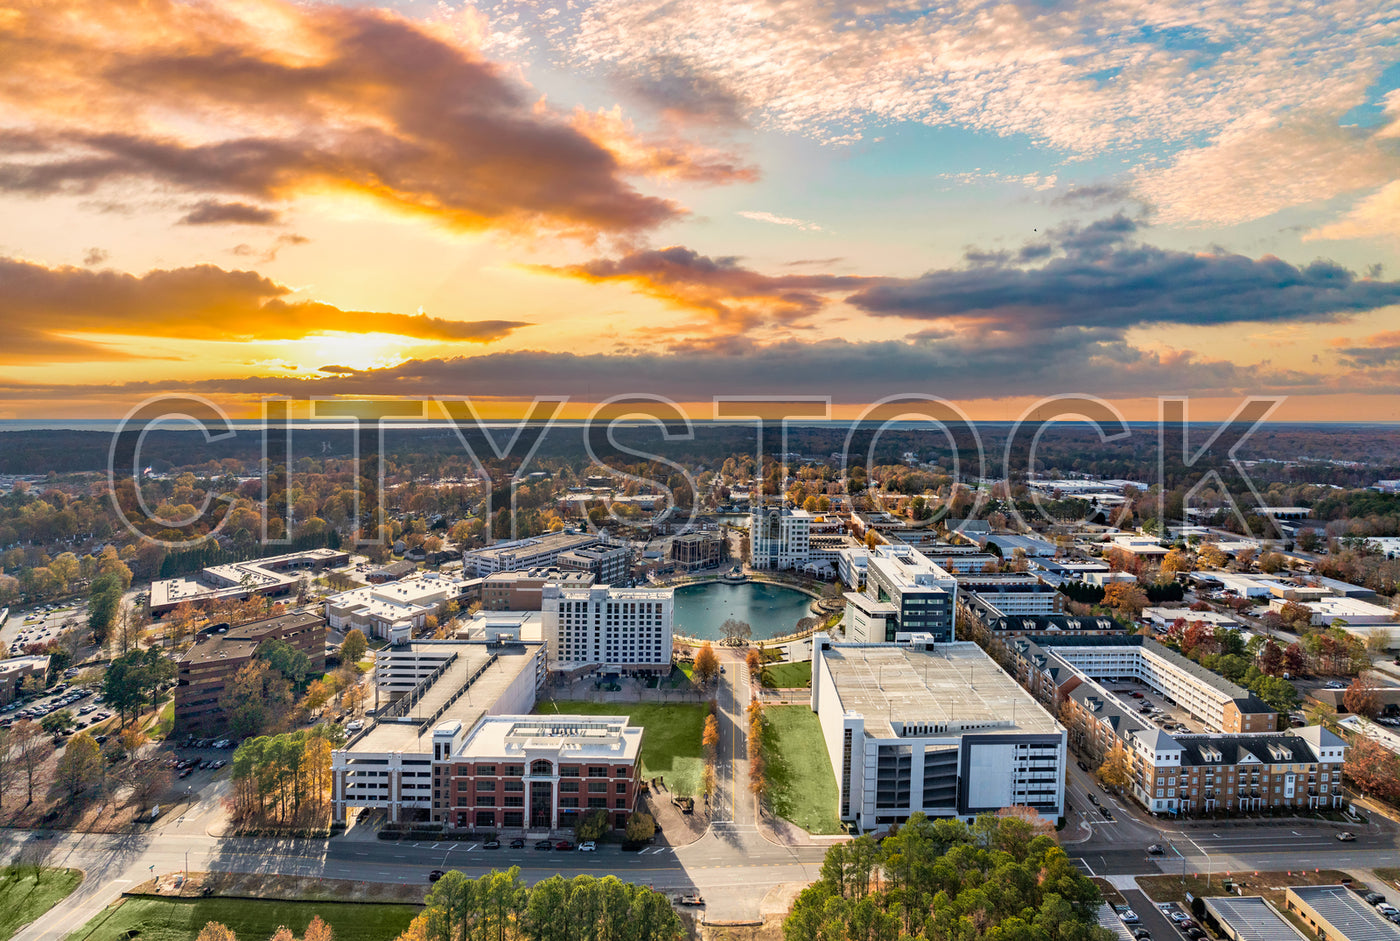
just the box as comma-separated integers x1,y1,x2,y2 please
674,895,704,906
554,840,575,851
1364,892,1386,905
1168,912,1189,924
1117,908,1139,924
428,870,445,883
483,839,500,849
534,840,553,851
578,841,596,852
1375,904,1398,918
1133,929,1152,940
509,838,526,849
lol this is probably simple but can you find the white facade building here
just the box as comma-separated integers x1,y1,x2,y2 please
324,572,471,644
811,633,1065,831
843,545,958,643
749,506,813,570
542,583,674,673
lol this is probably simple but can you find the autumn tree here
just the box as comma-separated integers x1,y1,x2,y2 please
1259,639,1284,676
195,923,238,941
1098,742,1133,791
1343,676,1381,718
55,731,103,797
625,811,656,842
340,628,368,665
1160,548,1191,577
693,643,720,684
1344,737,1400,803
1102,581,1149,618
702,714,719,751
1197,544,1228,569
221,660,293,739
745,647,763,675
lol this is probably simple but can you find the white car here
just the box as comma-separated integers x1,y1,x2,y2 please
578,841,596,852
1119,910,1139,924
345,719,365,732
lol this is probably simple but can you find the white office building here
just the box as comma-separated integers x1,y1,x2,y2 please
749,505,813,570
811,633,1066,832
843,545,958,643
324,572,472,644
542,583,674,674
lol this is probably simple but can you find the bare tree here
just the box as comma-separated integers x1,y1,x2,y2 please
719,617,753,647
11,720,53,805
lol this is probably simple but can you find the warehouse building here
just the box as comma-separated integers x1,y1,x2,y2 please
1286,885,1400,941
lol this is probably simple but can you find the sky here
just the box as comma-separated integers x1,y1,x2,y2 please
2,0,1400,422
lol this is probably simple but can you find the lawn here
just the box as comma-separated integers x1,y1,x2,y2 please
1,867,84,941
536,700,705,797
760,705,841,834
67,896,420,941
763,661,811,688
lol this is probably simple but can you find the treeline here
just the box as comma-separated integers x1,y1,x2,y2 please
400,868,683,941
230,726,343,823
785,813,1108,941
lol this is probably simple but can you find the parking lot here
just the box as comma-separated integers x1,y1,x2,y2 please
3,602,86,649
0,679,112,734
1106,681,1209,735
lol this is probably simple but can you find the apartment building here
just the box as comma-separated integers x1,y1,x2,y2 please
1058,681,1345,814
481,569,593,611
1008,635,1277,734
843,545,958,643
749,505,813,570
957,573,1063,617
462,532,600,577
430,715,643,831
174,612,326,731
811,633,1066,831
541,583,674,674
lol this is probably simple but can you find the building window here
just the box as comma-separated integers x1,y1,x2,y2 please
560,781,580,793
476,765,496,775
504,780,524,792
588,767,609,777
477,781,496,792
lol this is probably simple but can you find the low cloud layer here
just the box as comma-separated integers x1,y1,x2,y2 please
0,257,529,362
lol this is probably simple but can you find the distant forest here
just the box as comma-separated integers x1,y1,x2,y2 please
3,422,1399,484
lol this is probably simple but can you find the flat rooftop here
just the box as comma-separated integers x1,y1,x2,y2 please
456,714,642,761
351,643,540,754
1288,886,1400,941
180,612,324,666
821,641,1061,738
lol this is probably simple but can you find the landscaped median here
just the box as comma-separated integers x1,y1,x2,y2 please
64,876,420,941
533,700,706,797
1,866,84,941
758,704,841,834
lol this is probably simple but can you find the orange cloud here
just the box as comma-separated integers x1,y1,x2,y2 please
0,0,750,238
0,256,529,362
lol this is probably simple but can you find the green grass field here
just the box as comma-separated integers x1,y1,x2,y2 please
67,896,420,941
1,867,84,941
536,700,705,797
763,661,811,688
760,705,842,834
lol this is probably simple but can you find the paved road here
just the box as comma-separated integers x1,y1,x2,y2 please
1119,888,1180,941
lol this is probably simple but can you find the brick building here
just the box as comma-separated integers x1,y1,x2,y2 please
174,612,326,731
431,715,643,831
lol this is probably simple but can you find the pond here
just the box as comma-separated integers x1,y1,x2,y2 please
672,581,816,641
